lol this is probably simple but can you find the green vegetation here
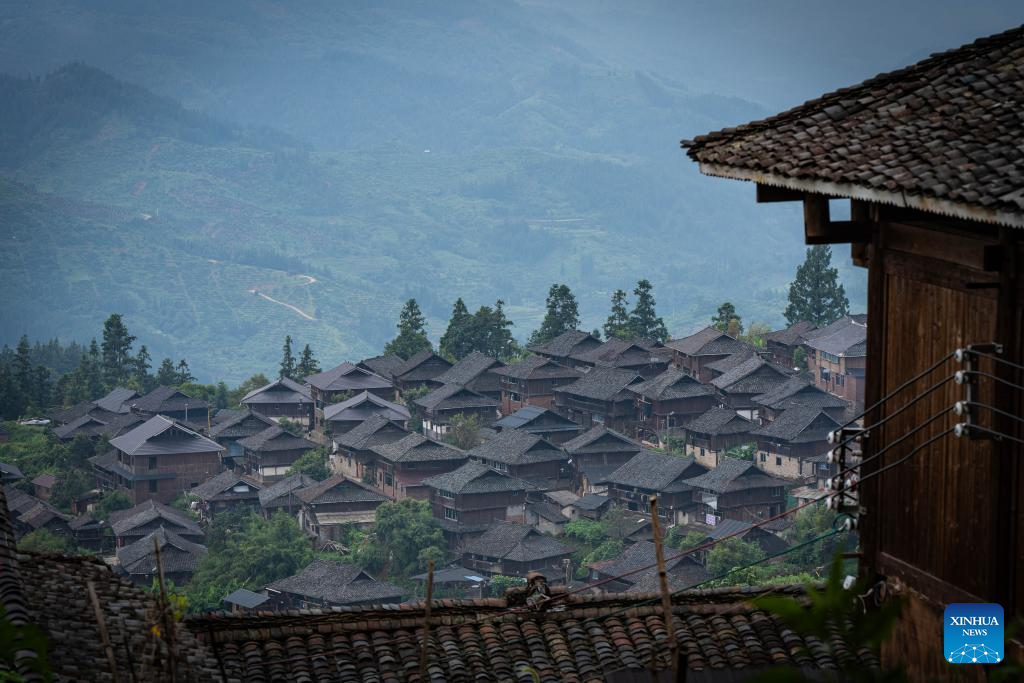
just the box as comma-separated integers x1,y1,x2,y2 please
186,511,314,613
439,297,520,361
17,529,77,555
0,605,53,682
784,246,851,326
488,575,526,598
711,302,743,337
384,299,432,360
93,491,133,521
286,447,331,481
602,290,632,340
359,499,447,579
529,284,580,345
443,413,482,450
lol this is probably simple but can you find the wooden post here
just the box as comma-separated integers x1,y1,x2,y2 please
418,559,435,682
154,536,179,683
88,580,122,683
649,497,678,675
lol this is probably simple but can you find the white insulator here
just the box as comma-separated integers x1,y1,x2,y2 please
955,348,966,363
827,430,837,445
953,401,967,416
843,575,856,590
830,476,844,491
843,517,858,531
826,449,837,465
826,495,838,510
954,423,967,438
954,370,967,385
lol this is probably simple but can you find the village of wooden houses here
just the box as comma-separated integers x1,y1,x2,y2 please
2,20,1024,683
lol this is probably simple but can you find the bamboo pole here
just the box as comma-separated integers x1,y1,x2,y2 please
87,580,122,683
649,497,678,676
418,560,435,682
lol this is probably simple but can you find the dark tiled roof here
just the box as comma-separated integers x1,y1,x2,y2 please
595,540,709,591
116,526,208,576
601,450,707,493
467,429,567,466
574,493,612,511
629,368,715,401
304,362,393,392
0,460,23,482
224,587,270,609
237,425,317,453
371,433,467,464
94,386,139,413
410,564,486,584
50,400,100,425
323,390,410,422
527,500,568,523
258,473,318,509
704,346,758,374
208,408,277,438
554,366,645,402
461,522,573,562
421,461,532,495
266,560,405,605
391,350,451,380
109,415,223,456
108,499,203,538
333,414,410,450
711,357,792,395
764,321,818,347
571,338,673,368
132,385,210,413
683,458,789,494
31,473,56,488
491,355,583,380
494,405,580,432
240,376,312,404
563,424,642,455
753,378,849,411
190,470,263,502
51,413,107,440
528,329,602,357
434,351,503,386
803,317,868,357
414,383,498,412
685,407,755,437
358,354,405,378
752,407,841,445
295,475,389,505
187,584,878,680
665,327,747,356
704,518,755,540
684,26,1024,228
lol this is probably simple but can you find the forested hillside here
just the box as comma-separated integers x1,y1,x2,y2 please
0,1,876,382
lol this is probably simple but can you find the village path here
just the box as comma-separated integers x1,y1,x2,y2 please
247,272,318,321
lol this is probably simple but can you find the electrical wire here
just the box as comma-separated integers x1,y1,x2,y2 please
956,423,1024,445
826,374,954,456
961,370,1024,394
832,351,954,433
835,406,953,480
850,427,955,485
964,402,1024,426
963,349,1024,373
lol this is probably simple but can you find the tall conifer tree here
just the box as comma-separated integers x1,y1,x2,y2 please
603,289,632,340
784,246,850,326
529,284,579,345
101,313,136,388
279,335,297,379
627,279,668,342
384,299,432,360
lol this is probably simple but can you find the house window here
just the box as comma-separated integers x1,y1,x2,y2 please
439,490,455,499
148,456,157,470
384,472,393,486
835,374,845,387
775,456,782,467
771,487,783,497
820,367,830,381
760,453,767,463
509,392,521,402
699,448,705,458
148,480,158,493
444,507,459,520
592,413,605,424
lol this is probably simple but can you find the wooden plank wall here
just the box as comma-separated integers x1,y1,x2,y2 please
860,208,1022,680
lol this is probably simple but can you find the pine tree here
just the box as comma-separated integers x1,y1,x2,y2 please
101,313,136,388
13,335,32,414
529,284,580,345
134,345,153,391
711,302,743,336
627,279,668,342
31,365,51,410
84,340,104,399
214,381,230,410
175,359,195,384
279,335,297,379
784,246,850,326
384,299,432,360
470,300,518,360
603,289,632,340
156,358,178,386
439,298,474,360
296,344,320,378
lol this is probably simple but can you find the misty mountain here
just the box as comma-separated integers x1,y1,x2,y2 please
0,1,882,383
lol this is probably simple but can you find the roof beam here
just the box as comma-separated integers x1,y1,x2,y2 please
756,184,805,203
802,195,872,244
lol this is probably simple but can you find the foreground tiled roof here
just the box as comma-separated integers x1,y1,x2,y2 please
187,585,879,681
684,26,1024,229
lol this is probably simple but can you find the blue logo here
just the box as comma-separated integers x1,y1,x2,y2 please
944,603,1003,664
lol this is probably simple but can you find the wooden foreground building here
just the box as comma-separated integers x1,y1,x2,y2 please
684,26,1024,679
